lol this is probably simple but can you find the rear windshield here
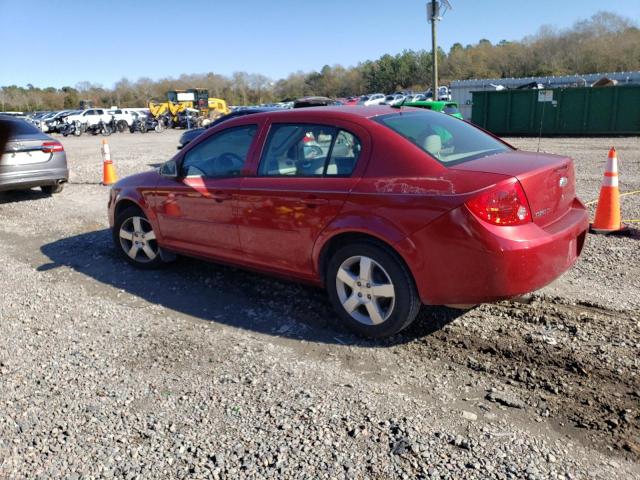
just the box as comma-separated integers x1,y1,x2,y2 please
3,118,42,136
375,110,510,166
443,105,460,115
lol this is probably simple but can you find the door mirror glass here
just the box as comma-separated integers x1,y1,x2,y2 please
160,159,178,178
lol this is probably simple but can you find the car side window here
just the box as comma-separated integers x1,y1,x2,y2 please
258,124,361,177
181,125,257,178
326,130,361,175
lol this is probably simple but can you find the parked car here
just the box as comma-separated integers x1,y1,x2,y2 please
30,111,55,131
108,106,588,338
128,108,150,119
0,111,25,118
293,96,343,108
0,115,68,194
65,108,111,126
43,110,76,133
363,94,386,106
107,108,139,128
403,100,464,119
437,86,452,101
389,94,409,106
177,107,280,149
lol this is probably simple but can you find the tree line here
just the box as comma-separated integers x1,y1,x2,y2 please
1,11,638,112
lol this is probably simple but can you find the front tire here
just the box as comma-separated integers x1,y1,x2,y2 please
113,206,164,269
326,242,421,338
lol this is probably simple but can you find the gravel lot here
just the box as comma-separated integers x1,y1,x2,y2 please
0,130,638,479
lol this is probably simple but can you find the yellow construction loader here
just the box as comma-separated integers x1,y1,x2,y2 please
148,89,229,127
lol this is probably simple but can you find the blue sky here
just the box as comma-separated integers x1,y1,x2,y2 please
0,0,638,89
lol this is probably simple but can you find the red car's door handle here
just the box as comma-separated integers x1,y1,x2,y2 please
211,191,232,203
301,196,328,207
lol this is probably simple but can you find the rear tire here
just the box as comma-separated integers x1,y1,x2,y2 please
41,184,64,195
326,242,421,338
113,206,164,269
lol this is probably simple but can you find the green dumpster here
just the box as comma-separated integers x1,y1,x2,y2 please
471,85,640,136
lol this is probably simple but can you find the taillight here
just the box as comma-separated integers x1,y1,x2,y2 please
42,141,64,153
466,180,532,226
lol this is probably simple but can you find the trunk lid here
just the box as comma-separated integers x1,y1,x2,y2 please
452,151,576,227
2,137,54,167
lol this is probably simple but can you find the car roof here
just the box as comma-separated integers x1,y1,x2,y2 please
257,105,416,120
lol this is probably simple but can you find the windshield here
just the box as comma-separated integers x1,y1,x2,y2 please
375,111,511,166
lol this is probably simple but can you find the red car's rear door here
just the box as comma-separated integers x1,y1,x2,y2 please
237,177,357,276
237,121,370,277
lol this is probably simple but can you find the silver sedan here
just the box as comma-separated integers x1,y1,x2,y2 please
0,115,68,194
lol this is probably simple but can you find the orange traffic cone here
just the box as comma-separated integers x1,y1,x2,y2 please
101,139,117,186
590,147,624,234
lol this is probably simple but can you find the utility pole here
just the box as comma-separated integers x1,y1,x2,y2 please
427,1,451,100
430,0,439,99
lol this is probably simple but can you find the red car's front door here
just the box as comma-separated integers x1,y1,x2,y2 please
154,176,241,258
237,122,369,278
153,123,260,259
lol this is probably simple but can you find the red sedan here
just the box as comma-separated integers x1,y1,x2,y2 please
108,106,589,338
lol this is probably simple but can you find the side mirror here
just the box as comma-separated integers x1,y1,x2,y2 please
160,159,178,178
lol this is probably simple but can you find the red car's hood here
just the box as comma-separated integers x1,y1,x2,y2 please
451,151,577,227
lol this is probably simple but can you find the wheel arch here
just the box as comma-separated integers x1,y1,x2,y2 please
114,198,144,220
315,230,418,289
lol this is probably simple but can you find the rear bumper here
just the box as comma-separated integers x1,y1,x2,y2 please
403,199,589,305
0,167,69,192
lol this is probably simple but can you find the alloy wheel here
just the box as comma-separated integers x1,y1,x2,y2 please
335,255,396,325
119,216,158,263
